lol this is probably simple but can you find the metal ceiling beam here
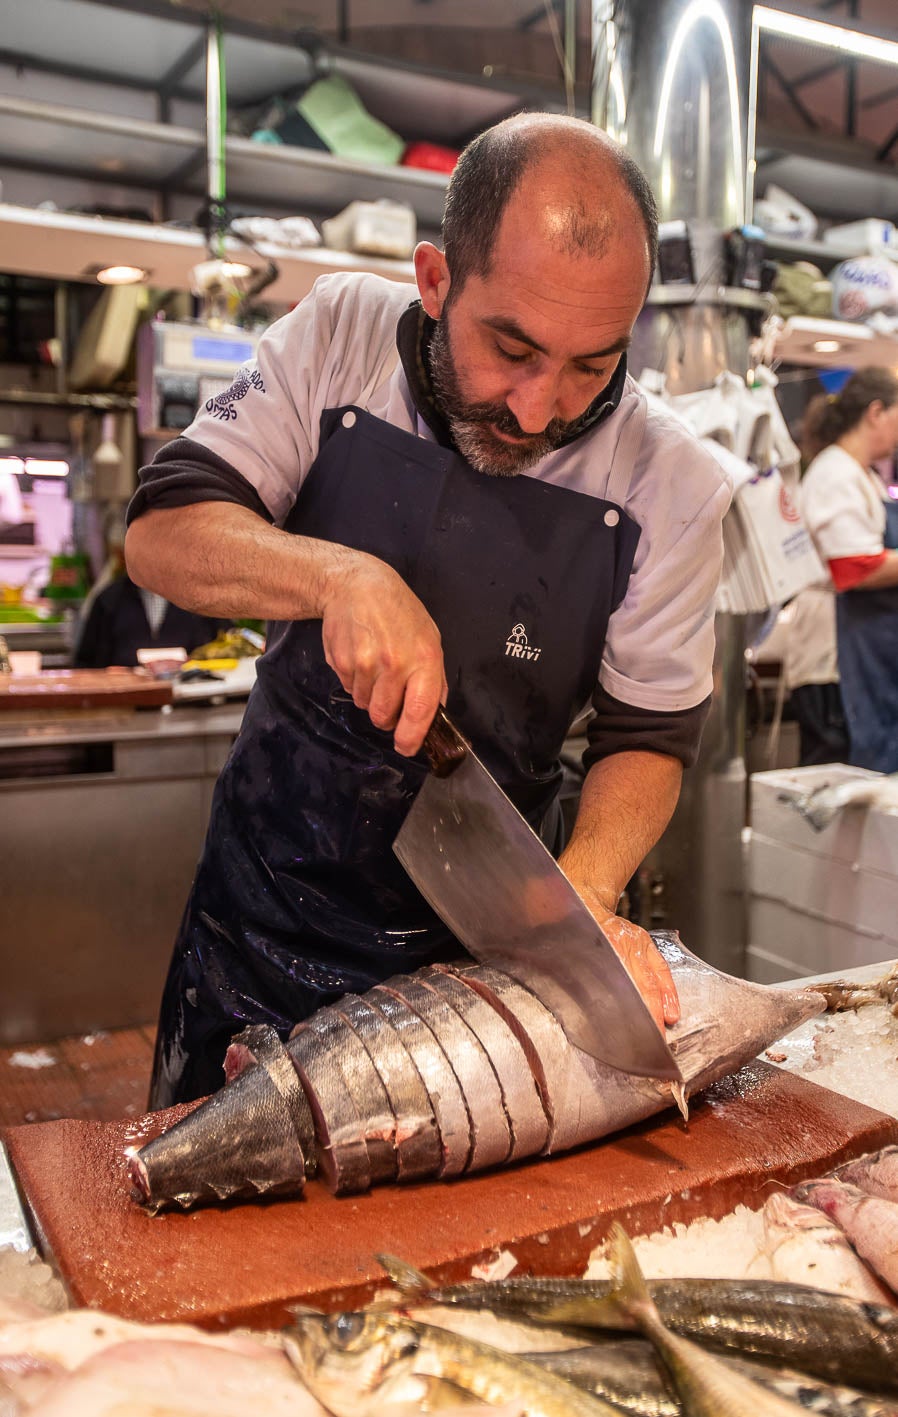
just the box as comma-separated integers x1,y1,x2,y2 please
877,118,898,163
787,57,845,89
860,80,898,110
761,52,820,129
0,45,165,94
157,33,207,96
72,0,316,50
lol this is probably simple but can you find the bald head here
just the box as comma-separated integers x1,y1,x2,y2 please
441,113,657,297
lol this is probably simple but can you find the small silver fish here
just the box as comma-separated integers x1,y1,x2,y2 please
284,1308,620,1417
605,1223,808,1416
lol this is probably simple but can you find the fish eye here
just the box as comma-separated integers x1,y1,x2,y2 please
329,1312,367,1347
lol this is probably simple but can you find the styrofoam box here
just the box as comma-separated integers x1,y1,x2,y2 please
822,218,897,252
748,766,898,983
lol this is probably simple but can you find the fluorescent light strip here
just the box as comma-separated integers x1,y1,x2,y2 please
24,459,69,478
755,5,898,67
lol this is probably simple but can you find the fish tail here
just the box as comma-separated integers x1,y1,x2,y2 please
377,1253,433,1297
608,1223,655,1323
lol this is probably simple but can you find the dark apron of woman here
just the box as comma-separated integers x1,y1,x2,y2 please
836,497,898,776
149,401,645,1107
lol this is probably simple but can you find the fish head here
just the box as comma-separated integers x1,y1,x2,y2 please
284,1309,421,1416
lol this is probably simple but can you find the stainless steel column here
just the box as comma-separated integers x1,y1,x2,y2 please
592,0,756,972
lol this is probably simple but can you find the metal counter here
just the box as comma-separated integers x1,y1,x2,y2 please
0,703,245,1046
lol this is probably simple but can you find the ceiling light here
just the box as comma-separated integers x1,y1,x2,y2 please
95,265,148,285
754,5,898,66
0,457,25,477
813,340,842,352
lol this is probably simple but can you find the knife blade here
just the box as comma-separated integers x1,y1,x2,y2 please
393,707,682,1081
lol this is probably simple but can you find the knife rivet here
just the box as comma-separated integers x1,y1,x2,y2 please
342,410,357,429
604,508,620,527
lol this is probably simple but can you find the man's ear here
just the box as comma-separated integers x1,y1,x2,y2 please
414,242,451,319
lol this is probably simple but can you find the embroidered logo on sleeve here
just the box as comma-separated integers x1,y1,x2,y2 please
505,623,542,663
205,366,266,421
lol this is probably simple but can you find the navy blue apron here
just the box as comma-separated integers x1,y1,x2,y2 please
836,495,898,775
149,401,645,1107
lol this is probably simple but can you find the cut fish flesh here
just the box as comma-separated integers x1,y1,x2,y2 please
287,1023,370,1196
335,993,442,1182
292,1010,397,1185
420,968,549,1160
366,986,472,1178
379,974,512,1171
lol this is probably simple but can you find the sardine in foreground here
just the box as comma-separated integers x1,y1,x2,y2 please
128,932,825,1211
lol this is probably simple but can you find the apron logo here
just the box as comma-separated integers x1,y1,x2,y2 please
505,623,542,663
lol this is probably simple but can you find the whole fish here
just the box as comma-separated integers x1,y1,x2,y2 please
530,1337,898,1416
602,1222,808,1415
784,772,898,832
793,1179,898,1296
756,1191,896,1306
130,932,824,1209
378,1259,898,1397
834,1147,898,1204
283,1309,621,1417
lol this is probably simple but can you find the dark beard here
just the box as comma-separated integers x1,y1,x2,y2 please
428,317,576,477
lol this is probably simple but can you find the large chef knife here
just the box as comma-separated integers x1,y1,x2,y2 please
394,707,682,1081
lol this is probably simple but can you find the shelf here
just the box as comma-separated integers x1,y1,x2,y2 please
763,235,897,272
0,203,417,303
0,389,136,410
773,315,898,370
647,285,774,313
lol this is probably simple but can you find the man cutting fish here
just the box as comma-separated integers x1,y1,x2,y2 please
126,113,731,1108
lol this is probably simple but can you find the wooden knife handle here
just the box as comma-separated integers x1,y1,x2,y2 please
423,705,468,778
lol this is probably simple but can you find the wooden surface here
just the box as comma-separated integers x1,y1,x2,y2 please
0,669,171,710
7,1061,898,1331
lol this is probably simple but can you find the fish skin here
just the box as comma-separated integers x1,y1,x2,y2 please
405,1274,898,1396
287,1024,370,1196
793,1179,898,1297
419,969,548,1160
528,1343,898,1417
297,1010,398,1184
757,1192,896,1306
785,772,898,832
334,993,442,1182
285,1310,622,1417
222,1023,317,1177
366,986,472,1178
835,1148,898,1204
378,976,512,1172
606,1222,809,1417
128,1045,309,1212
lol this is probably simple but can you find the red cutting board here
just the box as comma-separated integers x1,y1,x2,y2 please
5,1061,897,1331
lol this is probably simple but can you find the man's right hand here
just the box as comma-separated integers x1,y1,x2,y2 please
321,552,447,758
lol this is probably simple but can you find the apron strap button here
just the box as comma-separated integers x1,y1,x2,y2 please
604,508,620,527
342,410,357,429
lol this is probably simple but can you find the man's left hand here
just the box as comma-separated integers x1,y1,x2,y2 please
576,886,680,1035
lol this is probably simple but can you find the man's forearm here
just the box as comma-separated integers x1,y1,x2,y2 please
125,503,359,621
557,750,683,912
125,502,447,754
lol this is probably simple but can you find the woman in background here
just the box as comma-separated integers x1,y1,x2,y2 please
783,392,848,767
801,368,898,774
